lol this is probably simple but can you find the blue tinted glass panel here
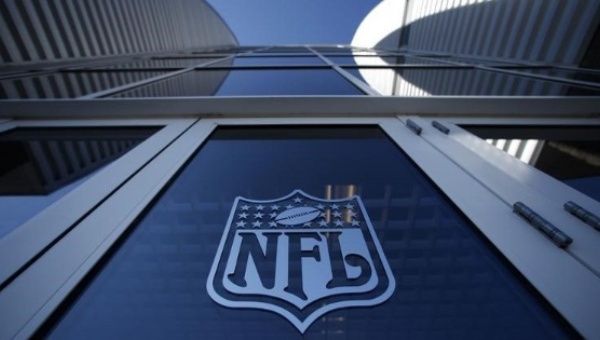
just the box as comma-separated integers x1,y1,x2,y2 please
466,125,600,203
261,47,310,53
343,68,600,96
0,71,165,99
0,127,158,238
44,127,575,339
114,69,363,97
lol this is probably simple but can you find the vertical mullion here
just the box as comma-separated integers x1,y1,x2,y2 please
307,46,380,96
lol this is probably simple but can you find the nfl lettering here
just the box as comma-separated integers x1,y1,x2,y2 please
207,190,395,333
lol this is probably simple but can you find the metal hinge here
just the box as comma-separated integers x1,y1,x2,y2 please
564,201,600,231
431,120,450,134
405,119,422,135
513,202,573,248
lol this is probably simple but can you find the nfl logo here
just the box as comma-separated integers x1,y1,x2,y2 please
207,190,395,333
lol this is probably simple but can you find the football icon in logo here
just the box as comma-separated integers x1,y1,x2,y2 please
206,190,395,333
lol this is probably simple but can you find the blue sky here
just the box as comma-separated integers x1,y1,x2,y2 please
207,0,380,45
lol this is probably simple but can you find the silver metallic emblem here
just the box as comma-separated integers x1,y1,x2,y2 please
206,190,395,333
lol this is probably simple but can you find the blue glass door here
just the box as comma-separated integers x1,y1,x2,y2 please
42,126,576,339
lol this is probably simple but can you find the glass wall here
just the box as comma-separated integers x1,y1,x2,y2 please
42,127,575,339
2,46,600,98
0,126,158,238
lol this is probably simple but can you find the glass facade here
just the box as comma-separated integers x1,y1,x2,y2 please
505,68,600,85
2,46,600,99
43,127,574,339
219,56,326,66
0,72,166,99
0,127,158,238
1,43,599,339
327,55,445,66
114,69,364,97
344,68,600,96
105,58,222,69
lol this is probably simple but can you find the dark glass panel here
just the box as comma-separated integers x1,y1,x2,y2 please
0,71,165,99
43,127,574,339
114,69,363,97
505,68,600,85
344,67,369,82
343,68,600,96
262,47,310,53
0,126,158,237
210,56,326,66
105,58,221,69
465,125,600,202
421,56,521,66
192,47,256,54
579,23,600,70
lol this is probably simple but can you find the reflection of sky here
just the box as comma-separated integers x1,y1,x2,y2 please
0,172,94,239
215,69,362,95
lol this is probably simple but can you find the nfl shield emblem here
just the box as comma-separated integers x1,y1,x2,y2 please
207,190,395,333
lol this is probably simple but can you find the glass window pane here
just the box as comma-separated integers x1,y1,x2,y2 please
0,126,158,238
323,52,379,57
43,126,574,339
466,125,600,202
114,69,363,97
189,53,232,57
262,47,310,53
192,47,254,54
328,55,444,66
209,56,325,66
0,71,165,99
504,68,600,84
105,58,222,69
343,68,600,96
419,56,521,66
312,47,367,53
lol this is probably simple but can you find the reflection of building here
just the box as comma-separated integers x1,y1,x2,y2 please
1,1,600,339
0,127,157,194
